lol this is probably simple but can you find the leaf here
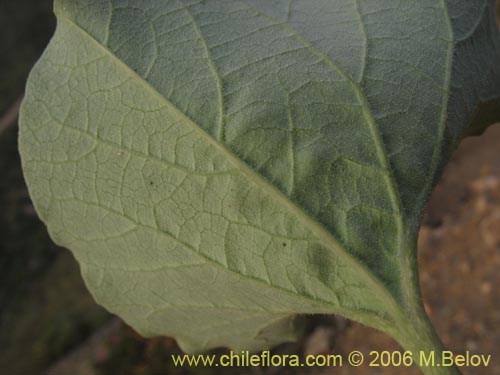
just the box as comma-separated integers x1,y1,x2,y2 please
19,0,500,363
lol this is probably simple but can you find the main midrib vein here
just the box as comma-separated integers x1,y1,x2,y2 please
56,12,403,317
239,2,410,313
416,0,454,207
395,1,454,315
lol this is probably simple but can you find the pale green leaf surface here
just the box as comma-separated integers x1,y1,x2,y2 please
19,0,500,353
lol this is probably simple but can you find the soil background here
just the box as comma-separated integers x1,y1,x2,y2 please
1,2,499,375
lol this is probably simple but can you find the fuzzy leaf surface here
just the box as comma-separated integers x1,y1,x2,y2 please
19,0,500,352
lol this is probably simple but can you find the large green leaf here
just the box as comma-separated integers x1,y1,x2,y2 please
19,0,500,371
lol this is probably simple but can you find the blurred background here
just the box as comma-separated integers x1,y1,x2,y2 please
1,1,499,374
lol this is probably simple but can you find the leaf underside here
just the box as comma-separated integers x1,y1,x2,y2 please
19,0,500,352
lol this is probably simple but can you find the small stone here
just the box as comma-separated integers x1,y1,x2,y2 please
470,175,499,193
465,340,478,352
480,282,492,295
303,327,335,356
473,195,488,214
480,212,500,248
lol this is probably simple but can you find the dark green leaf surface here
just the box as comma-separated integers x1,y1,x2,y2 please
19,0,500,355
